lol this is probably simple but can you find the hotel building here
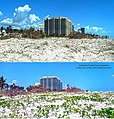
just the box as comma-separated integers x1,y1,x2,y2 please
44,17,73,36
40,76,62,91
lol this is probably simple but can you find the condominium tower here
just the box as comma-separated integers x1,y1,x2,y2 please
40,76,62,91
44,17,73,36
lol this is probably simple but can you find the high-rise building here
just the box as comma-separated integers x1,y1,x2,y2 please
44,17,72,36
40,76,62,91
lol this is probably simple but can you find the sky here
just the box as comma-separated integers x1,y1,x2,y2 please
0,62,114,91
0,0,114,38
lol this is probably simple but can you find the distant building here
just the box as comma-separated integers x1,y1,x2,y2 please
39,24,44,32
44,17,72,36
72,24,74,32
40,76,62,91
64,84,70,89
81,28,85,34
78,28,85,34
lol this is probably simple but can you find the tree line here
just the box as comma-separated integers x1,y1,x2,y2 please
0,25,109,40
68,31,109,39
0,76,47,96
0,26,45,40
0,76,85,97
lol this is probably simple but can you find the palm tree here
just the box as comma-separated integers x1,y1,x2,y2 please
0,26,4,33
9,83,15,91
0,76,6,91
8,25,12,33
3,84,9,91
19,86,24,91
26,85,32,92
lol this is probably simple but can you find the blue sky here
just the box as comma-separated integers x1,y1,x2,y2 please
0,0,114,38
0,62,114,91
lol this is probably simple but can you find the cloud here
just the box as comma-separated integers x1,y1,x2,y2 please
77,24,80,26
29,14,40,23
0,4,41,29
112,74,114,77
12,80,17,84
85,25,103,32
8,80,17,85
1,18,13,26
35,82,40,86
74,23,81,30
13,4,31,23
0,11,3,16
92,26,103,32
44,14,50,19
1,18,21,27
85,25,107,34
15,4,31,13
74,24,108,35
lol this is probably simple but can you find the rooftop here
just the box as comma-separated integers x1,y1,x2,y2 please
41,76,61,80
45,17,72,23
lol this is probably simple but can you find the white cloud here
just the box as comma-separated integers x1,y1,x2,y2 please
13,4,31,23
29,14,40,23
74,24,109,35
0,11,3,16
0,4,41,29
8,80,17,85
44,14,50,19
91,26,103,32
77,24,80,26
35,82,40,86
15,4,31,13
85,25,105,34
1,18,13,26
30,23,38,29
12,80,17,84
1,18,21,27
74,23,81,30
112,74,114,77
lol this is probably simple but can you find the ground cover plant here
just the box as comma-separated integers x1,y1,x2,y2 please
0,92,114,119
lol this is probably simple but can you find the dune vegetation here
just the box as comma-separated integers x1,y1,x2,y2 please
0,92,114,118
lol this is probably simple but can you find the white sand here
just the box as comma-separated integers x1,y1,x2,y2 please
0,37,114,62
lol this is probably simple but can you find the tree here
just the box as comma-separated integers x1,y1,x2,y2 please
0,76,8,91
0,26,4,32
6,25,12,33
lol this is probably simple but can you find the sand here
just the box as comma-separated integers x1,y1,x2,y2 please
0,37,114,62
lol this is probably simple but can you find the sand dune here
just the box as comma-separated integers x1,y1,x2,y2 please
0,37,114,62
1,92,114,118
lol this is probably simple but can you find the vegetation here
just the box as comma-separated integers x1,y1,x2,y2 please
68,31,109,39
0,76,26,97
92,107,114,118
0,25,109,40
1,76,114,118
0,76,8,91
0,92,114,118
0,26,45,40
